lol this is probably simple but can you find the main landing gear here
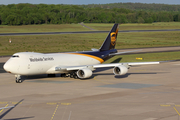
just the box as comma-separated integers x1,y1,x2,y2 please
15,75,22,83
61,72,79,79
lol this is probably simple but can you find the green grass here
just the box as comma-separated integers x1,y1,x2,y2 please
104,51,180,63
0,31,180,56
84,22,180,30
0,22,180,33
0,24,90,33
0,34,105,55
116,31,180,49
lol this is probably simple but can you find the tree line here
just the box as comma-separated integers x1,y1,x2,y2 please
0,3,180,25
80,3,180,12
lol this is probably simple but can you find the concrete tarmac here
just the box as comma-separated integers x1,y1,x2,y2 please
1,57,180,120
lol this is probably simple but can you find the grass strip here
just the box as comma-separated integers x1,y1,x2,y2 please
84,22,180,31
0,31,180,56
104,51,180,63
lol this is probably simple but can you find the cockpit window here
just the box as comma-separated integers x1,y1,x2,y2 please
11,55,19,58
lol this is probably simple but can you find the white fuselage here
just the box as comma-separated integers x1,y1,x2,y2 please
3,52,102,75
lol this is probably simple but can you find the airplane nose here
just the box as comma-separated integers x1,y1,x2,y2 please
3,63,10,73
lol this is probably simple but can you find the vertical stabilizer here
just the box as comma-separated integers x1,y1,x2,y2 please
99,24,119,51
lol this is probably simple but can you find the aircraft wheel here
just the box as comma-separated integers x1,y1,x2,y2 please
65,74,69,77
15,76,22,83
73,74,78,79
16,78,19,83
70,74,74,78
18,79,22,83
16,79,22,83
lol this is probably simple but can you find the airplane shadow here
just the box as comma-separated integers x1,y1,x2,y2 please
0,62,6,73
110,57,122,63
3,116,34,120
114,72,158,79
0,99,34,120
21,74,62,82
21,72,167,82
23,74,50,80
92,72,167,79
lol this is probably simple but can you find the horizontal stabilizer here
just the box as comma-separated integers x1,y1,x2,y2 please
91,48,99,51
109,50,142,56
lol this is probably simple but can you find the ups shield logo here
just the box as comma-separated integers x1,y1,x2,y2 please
110,32,117,46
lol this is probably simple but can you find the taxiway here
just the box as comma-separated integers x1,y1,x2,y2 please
1,29,180,36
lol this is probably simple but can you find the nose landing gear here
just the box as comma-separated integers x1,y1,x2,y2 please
15,75,22,83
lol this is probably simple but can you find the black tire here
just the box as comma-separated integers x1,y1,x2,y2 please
70,74,74,78
18,79,22,83
16,79,19,83
66,74,69,77
73,75,78,79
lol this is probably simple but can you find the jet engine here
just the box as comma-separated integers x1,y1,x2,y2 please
113,65,128,75
77,68,93,79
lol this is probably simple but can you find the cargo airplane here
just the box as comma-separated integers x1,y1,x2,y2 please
3,24,159,83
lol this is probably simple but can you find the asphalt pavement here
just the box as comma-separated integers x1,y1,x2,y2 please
1,29,180,36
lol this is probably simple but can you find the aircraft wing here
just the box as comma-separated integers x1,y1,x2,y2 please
0,106,14,110
93,62,159,68
109,50,141,56
55,62,159,71
54,61,159,79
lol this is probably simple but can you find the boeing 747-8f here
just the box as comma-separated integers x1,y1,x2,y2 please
3,24,159,83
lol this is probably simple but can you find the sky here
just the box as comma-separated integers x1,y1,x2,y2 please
1,0,180,5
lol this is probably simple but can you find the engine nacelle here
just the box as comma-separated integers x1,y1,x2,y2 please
113,65,128,75
77,68,93,79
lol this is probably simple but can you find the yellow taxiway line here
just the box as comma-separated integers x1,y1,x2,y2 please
0,104,8,114
174,107,180,116
50,104,59,120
